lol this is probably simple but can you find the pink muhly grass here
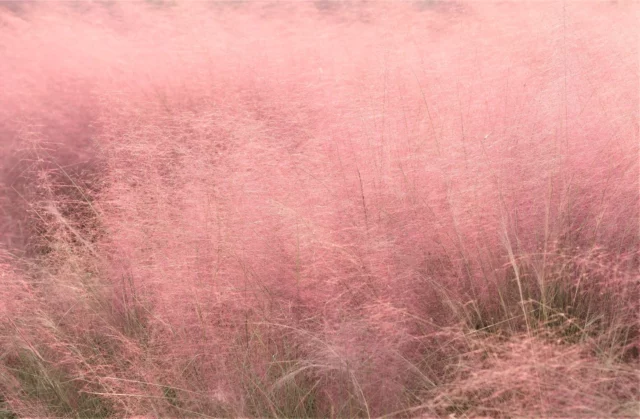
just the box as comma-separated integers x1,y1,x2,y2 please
0,1,638,417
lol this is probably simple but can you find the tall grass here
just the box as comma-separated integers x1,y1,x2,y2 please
1,1,638,417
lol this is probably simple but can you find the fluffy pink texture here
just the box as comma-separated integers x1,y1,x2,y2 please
1,1,637,416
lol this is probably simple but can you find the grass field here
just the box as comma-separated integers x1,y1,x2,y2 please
0,1,638,417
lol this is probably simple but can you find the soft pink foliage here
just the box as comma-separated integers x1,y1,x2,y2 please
1,1,637,416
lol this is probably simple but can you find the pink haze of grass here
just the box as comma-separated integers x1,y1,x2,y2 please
0,1,638,417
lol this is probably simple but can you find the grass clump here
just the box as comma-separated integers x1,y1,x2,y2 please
4,349,113,418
